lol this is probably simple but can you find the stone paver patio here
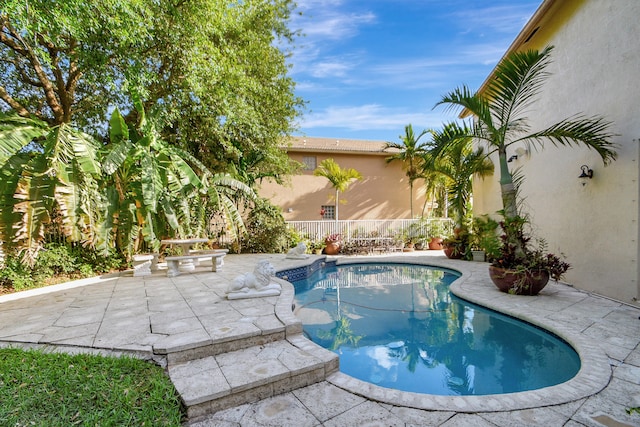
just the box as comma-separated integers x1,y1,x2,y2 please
1,252,639,426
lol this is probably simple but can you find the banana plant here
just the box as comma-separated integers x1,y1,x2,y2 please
0,114,102,265
100,98,256,257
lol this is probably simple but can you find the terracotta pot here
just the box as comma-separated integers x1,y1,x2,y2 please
443,244,463,259
428,237,443,250
489,266,550,296
323,242,341,255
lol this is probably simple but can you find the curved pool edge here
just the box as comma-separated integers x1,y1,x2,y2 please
278,255,612,413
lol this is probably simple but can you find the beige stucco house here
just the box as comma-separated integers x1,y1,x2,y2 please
258,136,428,221
472,0,640,304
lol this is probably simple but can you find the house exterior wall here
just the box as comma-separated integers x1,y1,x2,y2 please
472,0,640,304
259,149,428,221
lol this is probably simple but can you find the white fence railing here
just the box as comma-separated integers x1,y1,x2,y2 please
286,218,453,243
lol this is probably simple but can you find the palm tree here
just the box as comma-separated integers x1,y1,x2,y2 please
313,158,362,221
385,124,430,218
435,46,616,250
424,125,494,227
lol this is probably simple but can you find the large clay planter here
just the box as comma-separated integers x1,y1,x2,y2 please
428,237,443,250
489,266,550,296
443,244,463,259
323,241,341,255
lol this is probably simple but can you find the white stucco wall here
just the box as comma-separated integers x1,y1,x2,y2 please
472,0,640,304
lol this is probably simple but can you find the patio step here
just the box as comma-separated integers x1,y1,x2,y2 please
168,334,338,421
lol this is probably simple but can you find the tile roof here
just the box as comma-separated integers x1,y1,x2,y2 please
283,136,398,154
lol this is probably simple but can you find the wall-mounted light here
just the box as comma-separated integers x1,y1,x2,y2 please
579,165,593,186
287,207,293,213
507,148,529,163
579,165,593,180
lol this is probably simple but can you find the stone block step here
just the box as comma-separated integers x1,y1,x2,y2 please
168,335,338,421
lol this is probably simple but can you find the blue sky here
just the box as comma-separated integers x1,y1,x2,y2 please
288,0,541,142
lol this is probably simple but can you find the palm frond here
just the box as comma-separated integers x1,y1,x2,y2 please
522,115,618,164
435,86,494,132
486,46,553,126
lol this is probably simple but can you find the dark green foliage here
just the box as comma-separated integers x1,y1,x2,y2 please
443,227,472,260
0,348,185,426
242,198,297,253
0,243,125,291
471,215,501,261
492,216,570,281
0,257,33,291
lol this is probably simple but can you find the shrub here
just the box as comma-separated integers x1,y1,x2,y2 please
0,257,34,291
0,243,126,292
242,198,298,253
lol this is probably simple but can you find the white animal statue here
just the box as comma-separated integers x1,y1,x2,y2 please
286,242,309,259
226,260,281,299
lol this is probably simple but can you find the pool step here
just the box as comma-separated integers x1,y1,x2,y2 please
168,334,339,421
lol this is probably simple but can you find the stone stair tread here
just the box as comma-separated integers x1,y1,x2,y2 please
168,337,332,408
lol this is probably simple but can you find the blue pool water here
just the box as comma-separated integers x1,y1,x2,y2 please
292,263,580,396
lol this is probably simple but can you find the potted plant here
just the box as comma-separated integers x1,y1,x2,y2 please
408,221,427,250
308,239,325,255
323,233,342,255
470,215,501,262
428,221,446,250
442,227,471,259
489,216,570,295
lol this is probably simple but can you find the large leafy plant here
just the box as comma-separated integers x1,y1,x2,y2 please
0,114,102,264
0,98,256,264
101,97,256,257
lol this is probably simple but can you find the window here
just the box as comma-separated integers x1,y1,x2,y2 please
302,156,317,171
321,205,335,220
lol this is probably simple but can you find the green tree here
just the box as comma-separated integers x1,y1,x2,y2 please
424,125,494,227
385,124,430,218
435,46,616,250
0,0,302,176
313,158,362,221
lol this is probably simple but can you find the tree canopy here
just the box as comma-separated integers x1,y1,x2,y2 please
0,0,302,177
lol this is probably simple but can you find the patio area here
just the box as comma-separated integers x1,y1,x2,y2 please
0,251,639,426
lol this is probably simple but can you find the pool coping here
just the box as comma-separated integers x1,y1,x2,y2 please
282,255,612,413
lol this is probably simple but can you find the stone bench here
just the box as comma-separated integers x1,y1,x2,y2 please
165,252,227,277
188,249,229,266
132,253,160,277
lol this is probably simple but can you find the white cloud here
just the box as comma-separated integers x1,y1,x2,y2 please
289,1,376,77
310,60,353,78
293,0,376,38
297,104,446,133
452,3,539,35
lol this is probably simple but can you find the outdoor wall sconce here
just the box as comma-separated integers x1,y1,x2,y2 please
507,148,529,163
579,165,593,179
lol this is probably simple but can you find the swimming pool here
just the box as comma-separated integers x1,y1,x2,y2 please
292,262,580,396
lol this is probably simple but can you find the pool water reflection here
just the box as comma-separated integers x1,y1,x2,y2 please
293,263,580,396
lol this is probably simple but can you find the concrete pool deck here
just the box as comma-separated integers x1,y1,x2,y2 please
0,251,639,426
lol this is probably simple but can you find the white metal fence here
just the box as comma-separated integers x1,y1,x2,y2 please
286,218,453,243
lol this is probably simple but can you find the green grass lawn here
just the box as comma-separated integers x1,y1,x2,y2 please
0,348,185,426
